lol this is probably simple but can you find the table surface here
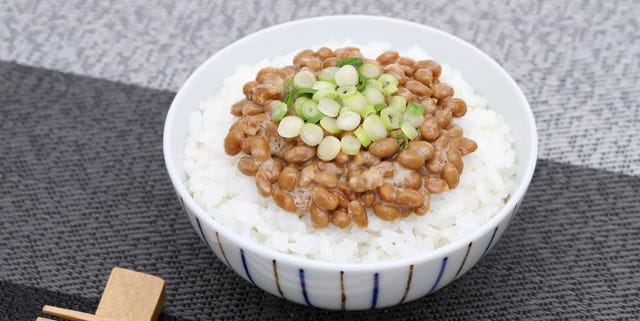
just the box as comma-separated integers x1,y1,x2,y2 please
1,1,639,320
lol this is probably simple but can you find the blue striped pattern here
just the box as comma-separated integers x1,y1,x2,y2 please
427,257,448,294
240,249,255,285
195,217,213,250
197,214,502,308
370,273,380,309
481,227,499,257
299,269,313,307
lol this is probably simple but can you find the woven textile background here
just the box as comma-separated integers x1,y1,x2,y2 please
1,1,639,320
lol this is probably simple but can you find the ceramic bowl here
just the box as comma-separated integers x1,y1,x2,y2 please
163,15,537,310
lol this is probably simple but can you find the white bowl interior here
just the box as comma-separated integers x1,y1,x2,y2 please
164,15,537,267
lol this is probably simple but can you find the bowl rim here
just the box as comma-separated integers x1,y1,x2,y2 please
163,14,538,271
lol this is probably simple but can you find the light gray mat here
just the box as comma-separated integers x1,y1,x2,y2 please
1,0,639,175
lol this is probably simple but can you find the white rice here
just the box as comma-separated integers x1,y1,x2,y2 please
183,41,517,263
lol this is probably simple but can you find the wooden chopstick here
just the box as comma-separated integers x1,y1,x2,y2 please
36,318,56,321
42,306,118,321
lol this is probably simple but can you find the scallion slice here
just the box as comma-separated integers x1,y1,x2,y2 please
303,100,322,123
278,116,305,138
401,121,419,140
336,57,363,68
312,88,338,102
335,65,359,87
380,107,403,130
365,79,383,91
343,94,367,113
407,101,426,115
294,97,311,120
317,97,341,117
358,63,381,79
294,87,317,95
362,114,388,142
312,81,336,91
389,96,407,112
363,86,385,105
383,84,398,95
336,110,361,131
378,73,399,87
359,104,376,119
356,73,367,92
293,70,316,88
354,126,372,147
320,116,341,134
340,134,361,155
300,123,324,146
318,66,340,83
337,85,357,98
402,110,424,128
271,101,288,121
392,131,409,151
317,136,341,161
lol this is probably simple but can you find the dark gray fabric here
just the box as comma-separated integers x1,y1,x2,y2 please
1,0,640,175
0,281,186,321
1,61,639,320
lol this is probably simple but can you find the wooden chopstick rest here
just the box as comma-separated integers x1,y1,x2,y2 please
42,306,117,321
39,267,165,321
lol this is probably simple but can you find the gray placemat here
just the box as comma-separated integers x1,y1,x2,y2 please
2,0,640,176
1,61,639,320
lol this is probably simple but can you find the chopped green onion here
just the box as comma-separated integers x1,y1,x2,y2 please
343,94,367,113
336,110,361,131
358,63,381,79
300,123,324,146
363,86,385,105
338,106,351,116
317,97,341,117
389,96,407,112
359,104,376,119
283,77,294,91
271,102,288,121
407,101,426,115
295,87,317,95
278,116,305,138
378,73,399,87
312,81,336,91
373,103,386,112
293,70,316,88
392,131,409,151
337,85,357,98
356,73,367,92
365,79,383,91
306,113,323,124
284,91,295,107
383,84,398,95
320,116,341,134
302,100,321,122
340,134,361,155
294,97,311,120
362,114,388,142
318,67,340,82
401,121,419,140
335,65,359,87
287,87,318,106
312,88,338,102
336,57,363,68
354,126,372,147
380,107,403,130
317,136,341,161
284,81,295,106
402,110,424,127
